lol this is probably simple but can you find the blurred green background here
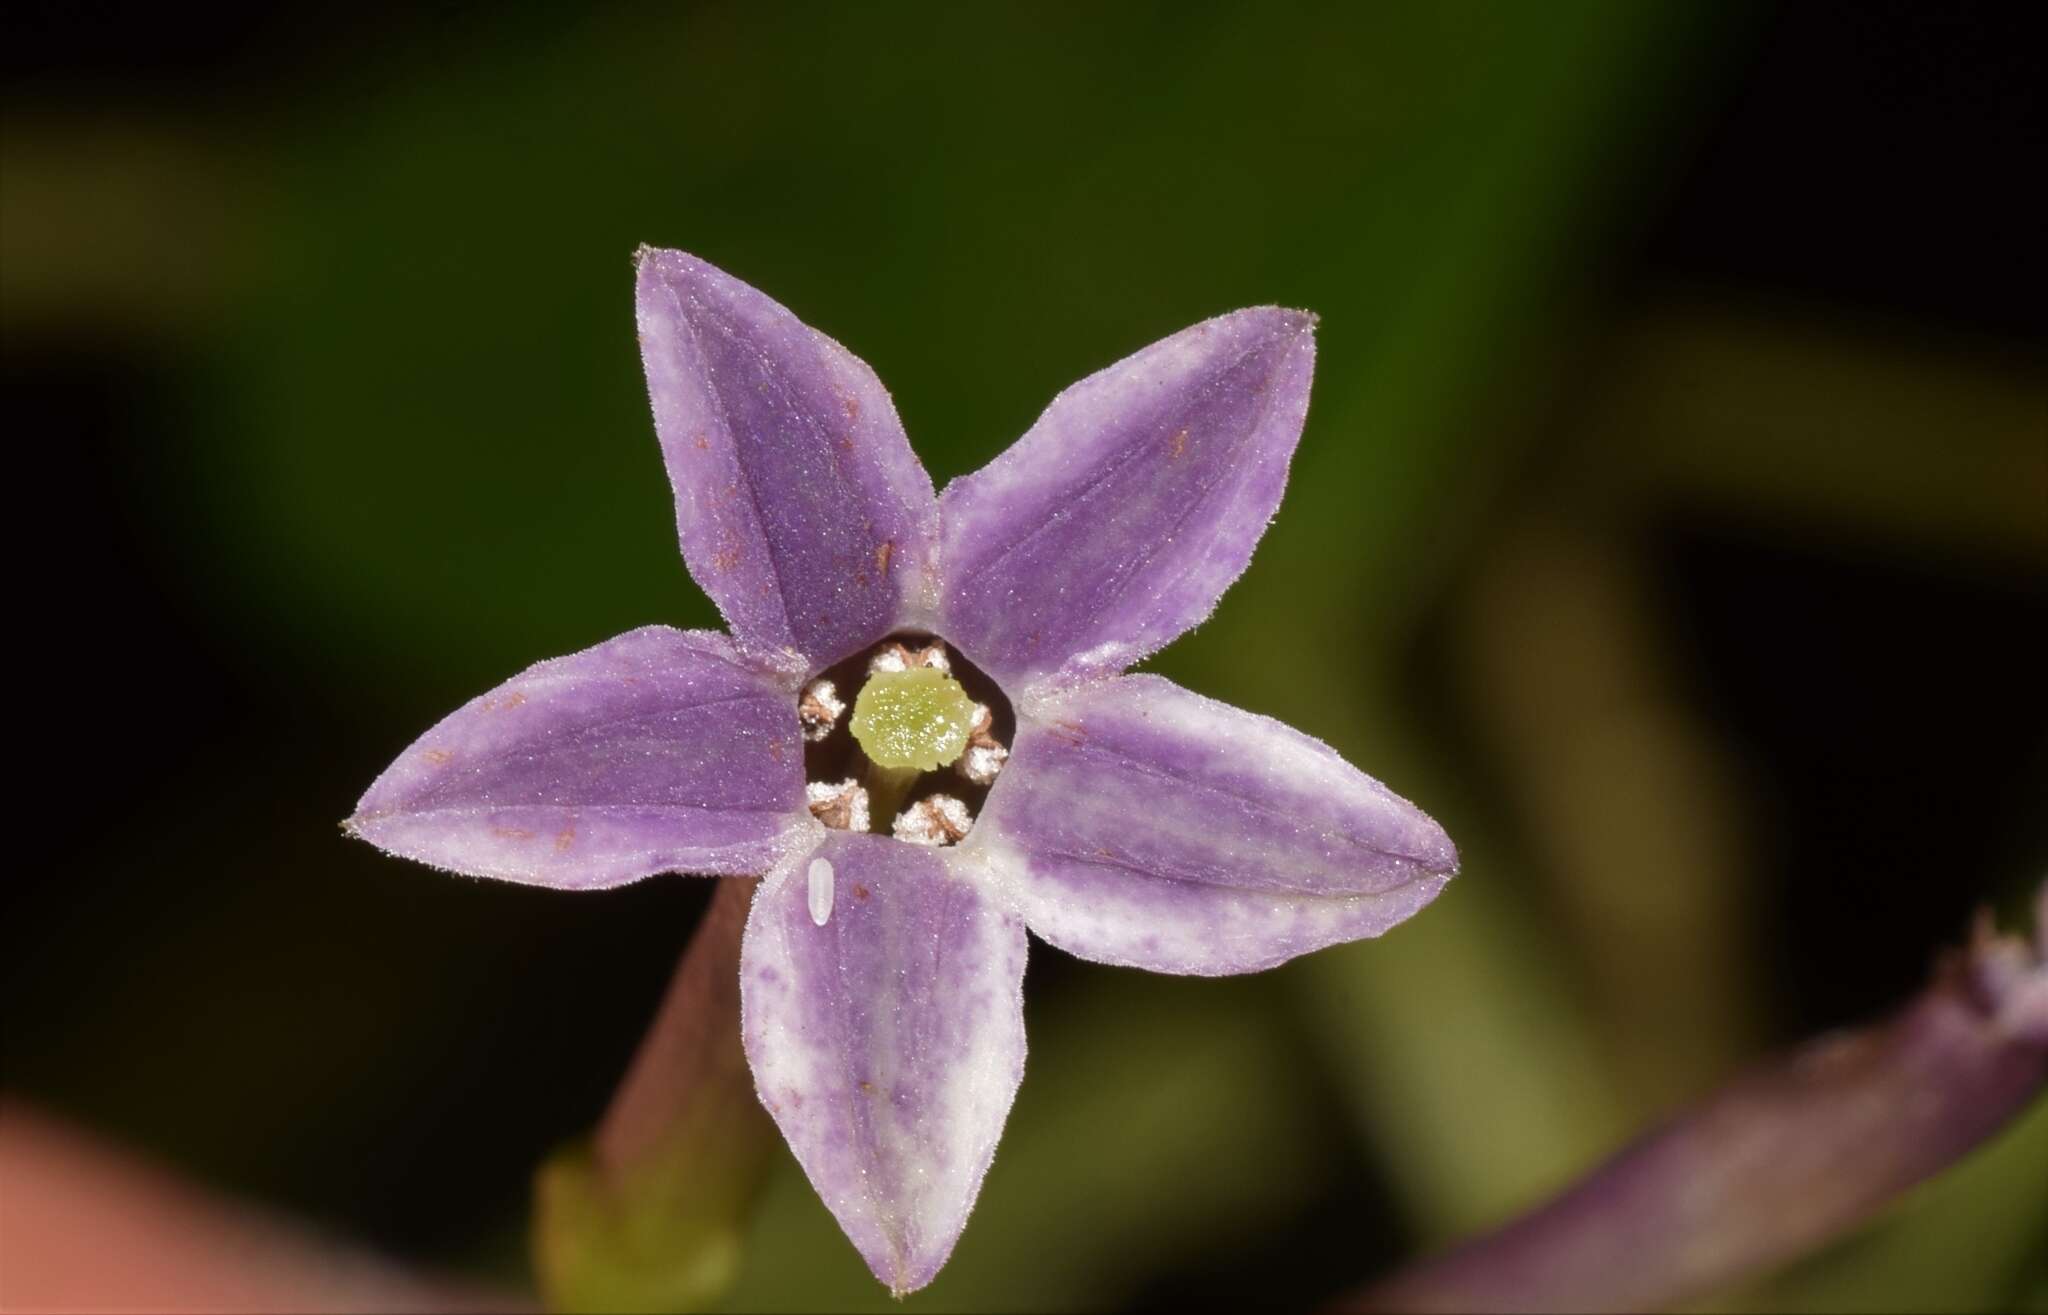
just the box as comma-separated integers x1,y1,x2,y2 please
5,1,2044,1310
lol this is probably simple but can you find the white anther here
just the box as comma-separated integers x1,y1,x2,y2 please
955,702,1008,784
806,779,870,833
799,680,846,742
958,741,1009,785
807,857,835,926
868,640,951,675
893,794,972,846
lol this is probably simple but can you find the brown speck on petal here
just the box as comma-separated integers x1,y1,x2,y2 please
1047,719,1087,747
1167,427,1189,460
422,749,452,765
553,827,576,853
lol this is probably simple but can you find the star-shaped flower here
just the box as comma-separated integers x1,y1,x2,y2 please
350,249,1457,1295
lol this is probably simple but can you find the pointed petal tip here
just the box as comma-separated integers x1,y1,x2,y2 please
349,628,807,889
981,677,1459,974
939,306,1321,686
1417,815,1461,878
633,247,773,324
883,1255,932,1301
841,1211,951,1299
1379,813,1461,910
631,242,669,281
871,1227,956,1298
888,1273,936,1301
1407,869,1456,914
1214,304,1318,342
634,249,938,665
632,245,717,304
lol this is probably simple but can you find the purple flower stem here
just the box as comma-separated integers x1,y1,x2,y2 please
593,877,770,1185
1342,895,2048,1314
531,878,778,1310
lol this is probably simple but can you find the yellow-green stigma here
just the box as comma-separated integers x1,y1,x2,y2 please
849,668,976,771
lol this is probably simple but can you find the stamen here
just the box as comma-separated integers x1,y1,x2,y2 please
802,635,1009,845
893,794,972,846
955,703,1009,785
807,856,835,926
867,640,950,675
798,679,846,742
806,779,870,832
959,742,1008,785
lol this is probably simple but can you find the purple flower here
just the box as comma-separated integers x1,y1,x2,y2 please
349,249,1456,1295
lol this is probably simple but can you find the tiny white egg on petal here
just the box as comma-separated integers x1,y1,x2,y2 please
807,857,835,927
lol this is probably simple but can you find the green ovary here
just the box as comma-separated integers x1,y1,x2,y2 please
849,668,976,770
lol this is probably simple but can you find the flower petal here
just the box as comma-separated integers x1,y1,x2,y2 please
938,308,1315,688
636,248,939,669
740,833,1027,1295
350,627,808,888
971,675,1453,975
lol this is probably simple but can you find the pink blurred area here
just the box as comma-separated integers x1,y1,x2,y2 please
0,1100,527,1314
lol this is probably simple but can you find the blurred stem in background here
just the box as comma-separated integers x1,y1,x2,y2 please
1342,888,2045,1313
1287,295,2048,1301
1461,513,1758,1112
